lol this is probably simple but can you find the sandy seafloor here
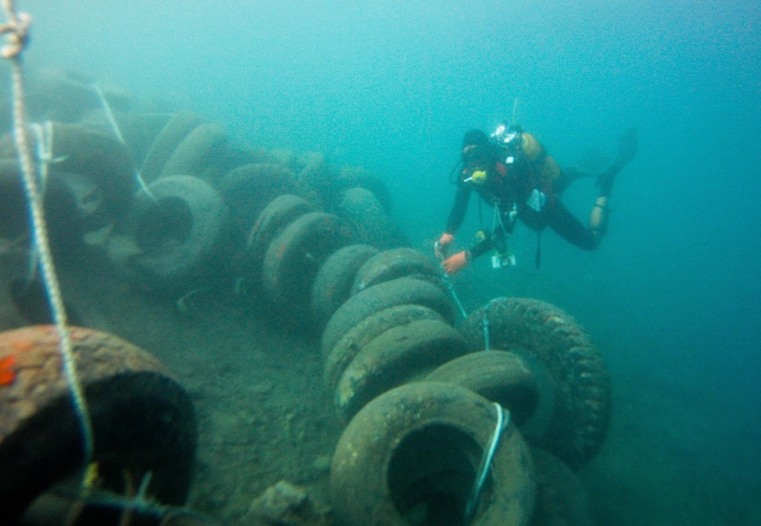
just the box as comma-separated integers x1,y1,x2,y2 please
53,248,342,523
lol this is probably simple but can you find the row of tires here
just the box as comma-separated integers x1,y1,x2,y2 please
321,280,611,469
325,294,610,525
132,173,612,481
1,99,403,312
238,186,612,524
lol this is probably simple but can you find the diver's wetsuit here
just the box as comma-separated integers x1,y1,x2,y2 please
444,163,600,258
440,126,635,271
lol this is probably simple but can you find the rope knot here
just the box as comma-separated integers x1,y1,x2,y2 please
0,10,31,59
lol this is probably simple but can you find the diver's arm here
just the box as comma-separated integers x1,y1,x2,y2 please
436,183,472,260
438,183,475,273
441,229,495,275
467,235,494,259
445,183,471,234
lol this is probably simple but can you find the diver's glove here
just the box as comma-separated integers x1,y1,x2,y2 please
442,250,470,275
597,127,638,197
434,232,454,259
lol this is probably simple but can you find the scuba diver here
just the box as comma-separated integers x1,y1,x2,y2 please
435,123,638,274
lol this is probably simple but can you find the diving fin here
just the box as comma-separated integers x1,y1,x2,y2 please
613,126,638,169
597,127,638,196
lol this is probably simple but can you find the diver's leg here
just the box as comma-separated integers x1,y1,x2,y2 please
588,196,609,240
545,200,599,251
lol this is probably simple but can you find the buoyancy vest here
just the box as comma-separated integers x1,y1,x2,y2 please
462,132,561,212
516,132,561,198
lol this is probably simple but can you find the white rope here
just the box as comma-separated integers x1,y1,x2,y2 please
464,402,510,524
92,82,155,200
1,1,94,465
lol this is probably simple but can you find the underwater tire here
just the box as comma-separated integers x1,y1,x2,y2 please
128,175,228,289
79,110,174,169
334,318,468,423
220,163,300,240
336,187,402,249
425,351,540,428
49,122,135,230
334,166,394,214
323,304,445,393
245,194,315,280
262,211,355,309
320,277,455,363
293,152,329,208
23,69,111,123
330,381,536,526
530,447,594,526
460,298,610,469
351,246,444,295
159,122,228,183
141,112,204,182
310,244,379,329
0,325,197,521
0,161,85,259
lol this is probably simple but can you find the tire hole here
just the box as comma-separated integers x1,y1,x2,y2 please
135,197,192,252
388,424,488,526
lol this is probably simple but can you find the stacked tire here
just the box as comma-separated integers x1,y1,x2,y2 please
316,247,460,424
321,268,610,525
0,121,135,262
458,297,611,470
307,246,533,525
102,112,238,293
241,194,356,320
330,382,537,526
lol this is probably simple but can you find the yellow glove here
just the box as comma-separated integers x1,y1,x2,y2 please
442,250,470,275
434,232,454,259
